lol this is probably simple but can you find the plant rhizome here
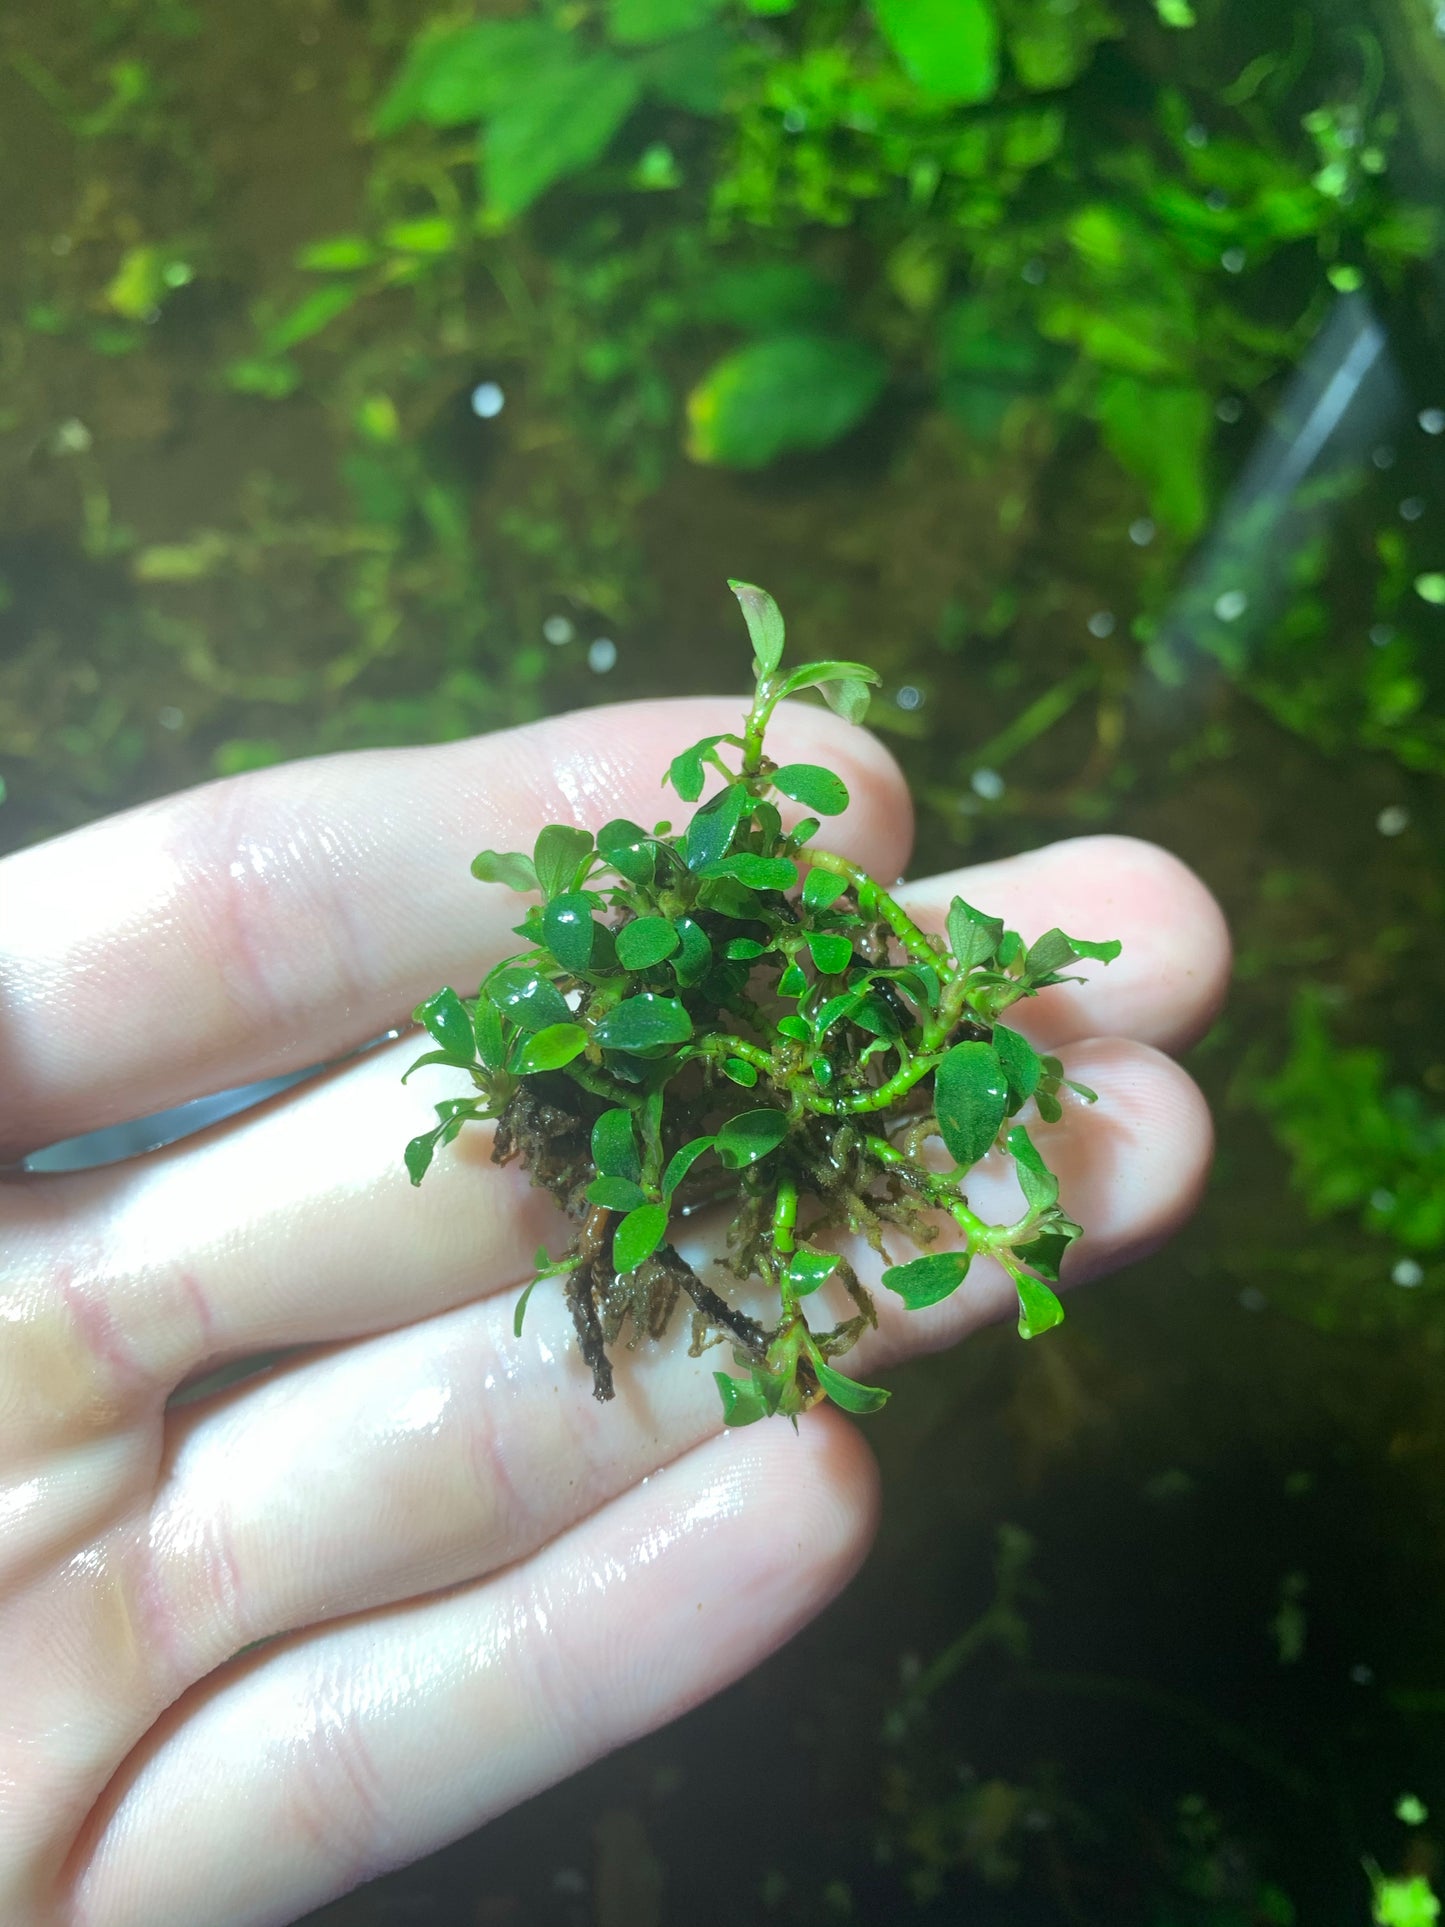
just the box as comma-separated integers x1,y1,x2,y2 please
403,582,1119,1424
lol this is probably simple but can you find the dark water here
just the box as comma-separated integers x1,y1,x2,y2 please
4,1,1445,1920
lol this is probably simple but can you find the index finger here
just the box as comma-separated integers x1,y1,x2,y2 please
0,698,912,1161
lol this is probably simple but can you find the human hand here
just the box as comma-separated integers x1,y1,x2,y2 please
0,699,1227,1926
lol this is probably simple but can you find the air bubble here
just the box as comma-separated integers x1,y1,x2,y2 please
896,684,923,711
1129,517,1156,546
1221,247,1246,274
1393,1258,1425,1288
588,637,618,673
1216,395,1244,424
1420,407,1445,436
1376,804,1410,837
542,615,574,646
1087,610,1116,638
1213,589,1248,622
469,382,505,420
970,768,1005,801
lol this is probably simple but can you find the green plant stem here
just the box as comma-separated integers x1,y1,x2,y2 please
805,849,941,966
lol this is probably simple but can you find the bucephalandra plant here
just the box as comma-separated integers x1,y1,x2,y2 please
403,582,1120,1425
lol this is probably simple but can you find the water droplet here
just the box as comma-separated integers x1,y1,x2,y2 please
588,637,617,673
1087,610,1116,638
895,684,923,711
469,382,505,420
1221,246,1247,274
542,614,574,646
1376,804,1410,837
970,768,1005,801
1021,258,1046,286
1129,517,1156,546
1372,444,1397,469
1400,496,1426,522
1185,123,1209,148
1213,589,1249,622
782,107,807,134
1215,395,1244,424
1420,407,1445,436
157,706,184,731
1392,1257,1424,1288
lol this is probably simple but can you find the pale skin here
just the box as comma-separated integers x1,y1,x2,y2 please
0,696,1229,1927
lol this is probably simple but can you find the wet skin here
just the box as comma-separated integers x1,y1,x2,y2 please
0,696,1227,1927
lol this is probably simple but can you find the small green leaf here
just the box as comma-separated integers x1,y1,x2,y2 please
714,1371,769,1426
726,938,768,960
779,960,809,1000
474,997,507,1072
685,785,751,873
608,0,723,46
1015,1271,1066,1339
594,994,694,1053
807,932,853,976
489,968,573,1033
484,53,642,221
597,817,658,885
1154,0,1195,24
592,1107,642,1182
404,1127,443,1185
715,1107,789,1168
413,986,475,1058
947,896,1004,969
471,848,538,892
667,735,726,802
771,762,849,815
662,1135,716,1200
401,1048,480,1084
513,1274,543,1337
723,1056,759,1086
803,869,849,911
533,823,594,900
1416,573,1445,606
1014,1228,1074,1282
934,1041,1008,1166
993,1024,1043,1108
543,893,598,974
517,1023,590,1072
813,1357,891,1413
820,678,873,725
697,876,764,921
787,1250,839,1295
1006,1126,1059,1212
687,336,887,468
776,658,882,704
702,853,798,891
671,916,713,986
588,1175,649,1212
728,579,786,676
777,1014,811,1042
616,916,682,969
881,1249,970,1308
873,0,999,102
814,987,866,1038
613,1202,668,1272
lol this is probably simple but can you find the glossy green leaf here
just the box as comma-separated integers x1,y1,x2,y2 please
1015,1270,1066,1339
778,960,809,1000
592,1107,642,1181
771,762,849,815
413,986,474,1058
1025,927,1122,981
776,658,882,705
404,1127,442,1186
723,1056,759,1086
662,1135,715,1200
667,735,726,802
808,933,853,975
1014,1227,1074,1283
948,896,1004,969
686,335,887,468
533,823,594,900
993,1024,1043,1108
934,1041,1008,1166
597,817,658,885
517,1023,590,1073
685,784,750,871
714,1371,768,1426
608,0,723,46
872,0,1000,104
814,987,866,1039
777,1015,811,1043
727,579,786,675
488,968,573,1033
593,994,694,1053
696,876,763,920
400,1048,479,1084
616,916,681,970
512,1274,543,1338
715,1107,789,1168
820,678,873,725
483,54,642,221
474,997,507,1072
786,1250,839,1296
587,1174,648,1212
471,848,538,892
1006,1126,1059,1211
803,869,849,911
702,853,798,891
543,894,598,974
613,1202,668,1272
671,916,713,986
813,1357,891,1413
881,1249,971,1308
726,938,768,960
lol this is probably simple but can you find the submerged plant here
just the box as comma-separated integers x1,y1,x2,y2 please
403,582,1118,1424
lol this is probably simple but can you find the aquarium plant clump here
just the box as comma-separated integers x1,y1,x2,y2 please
403,583,1119,1424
